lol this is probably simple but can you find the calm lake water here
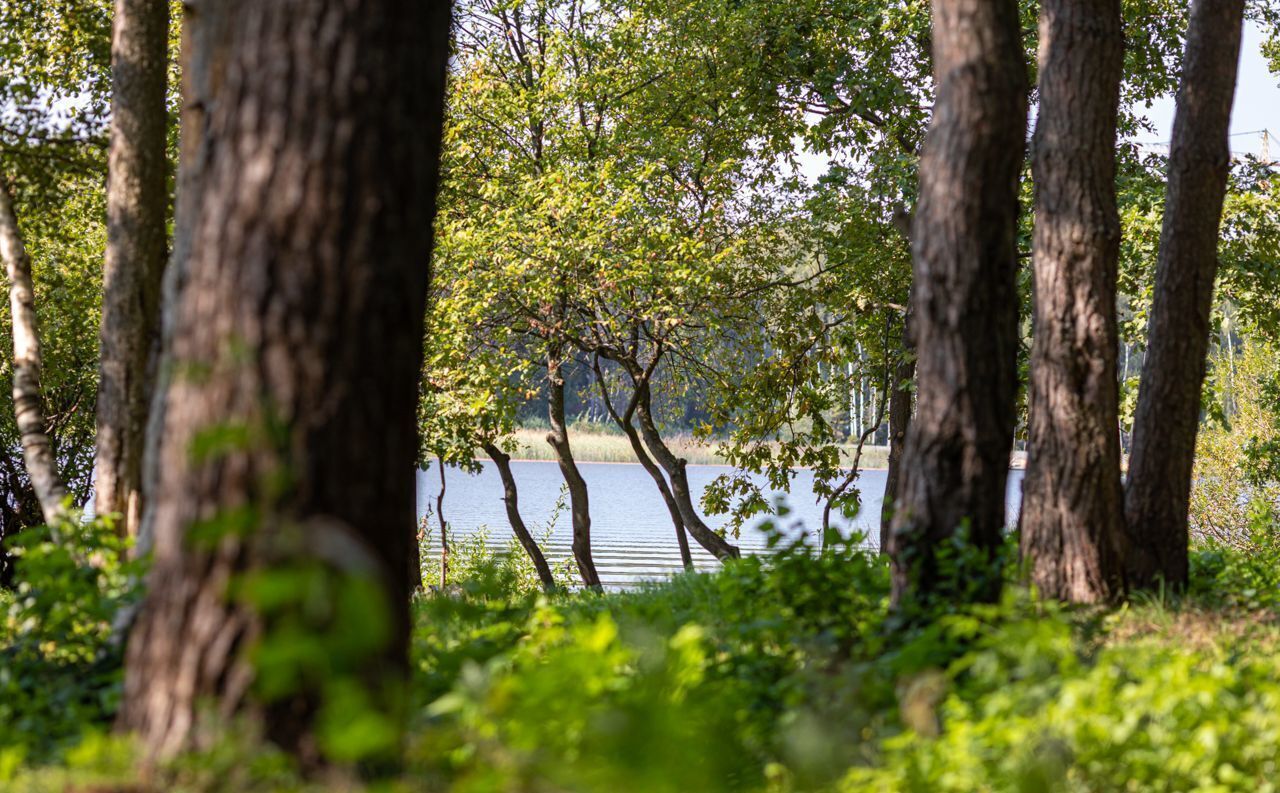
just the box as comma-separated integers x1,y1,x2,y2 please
417,460,1025,588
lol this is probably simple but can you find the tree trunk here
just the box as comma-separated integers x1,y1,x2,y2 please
136,0,233,556
546,355,602,589
880,314,914,552
94,0,170,539
592,361,694,571
1,180,68,529
119,0,451,762
888,0,1027,610
634,380,740,560
1123,0,1245,591
437,457,448,589
482,442,557,591
1019,0,1127,603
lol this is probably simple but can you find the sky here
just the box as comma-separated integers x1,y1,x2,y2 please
1134,21,1279,159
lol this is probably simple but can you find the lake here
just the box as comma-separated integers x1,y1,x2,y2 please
417,460,1026,588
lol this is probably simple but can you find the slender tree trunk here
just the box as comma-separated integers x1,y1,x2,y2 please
410,516,424,592
546,355,602,589
437,457,448,589
94,0,170,539
592,360,694,571
120,0,451,762
1019,0,1127,603
827,344,891,545
1,181,68,529
136,0,233,556
888,0,1027,610
880,313,914,551
1124,0,1245,591
483,442,557,591
634,380,740,560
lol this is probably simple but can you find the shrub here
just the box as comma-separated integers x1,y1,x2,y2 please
0,516,143,770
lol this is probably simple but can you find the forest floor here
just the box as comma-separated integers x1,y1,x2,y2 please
5,523,1278,791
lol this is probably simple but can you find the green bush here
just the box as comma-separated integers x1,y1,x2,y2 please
0,516,143,770
5,512,1280,791
1190,498,1280,610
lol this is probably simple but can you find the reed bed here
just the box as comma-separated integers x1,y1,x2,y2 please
497,426,895,468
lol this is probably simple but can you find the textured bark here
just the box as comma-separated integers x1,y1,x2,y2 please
888,0,1027,609
94,0,170,539
880,314,914,552
635,380,740,561
1124,0,1245,590
482,443,557,591
136,0,233,556
119,0,451,761
1,181,68,528
546,356,602,589
592,361,694,571
1019,0,1127,603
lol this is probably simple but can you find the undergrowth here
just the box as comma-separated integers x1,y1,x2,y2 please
3,513,1280,791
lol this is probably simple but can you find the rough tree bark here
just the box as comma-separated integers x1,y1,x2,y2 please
119,0,451,761
591,358,694,571
1,180,68,528
94,0,170,539
1019,0,1127,603
888,0,1027,609
1123,0,1246,591
136,0,233,556
634,379,740,561
481,442,557,591
546,354,602,589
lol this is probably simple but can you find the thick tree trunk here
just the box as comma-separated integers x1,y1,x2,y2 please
1,181,68,528
136,0,233,556
482,443,558,591
888,0,1027,610
634,380,740,561
120,0,451,762
94,0,170,539
1019,0,1127,603
1123,0,1245,591
592,361,694,571
880,314,914,552
546,356,602,589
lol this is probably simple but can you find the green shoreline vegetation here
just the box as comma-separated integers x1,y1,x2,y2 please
496,425,1031,470
499,425,894,468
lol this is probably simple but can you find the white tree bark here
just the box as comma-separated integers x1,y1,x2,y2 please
1,179,68,527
